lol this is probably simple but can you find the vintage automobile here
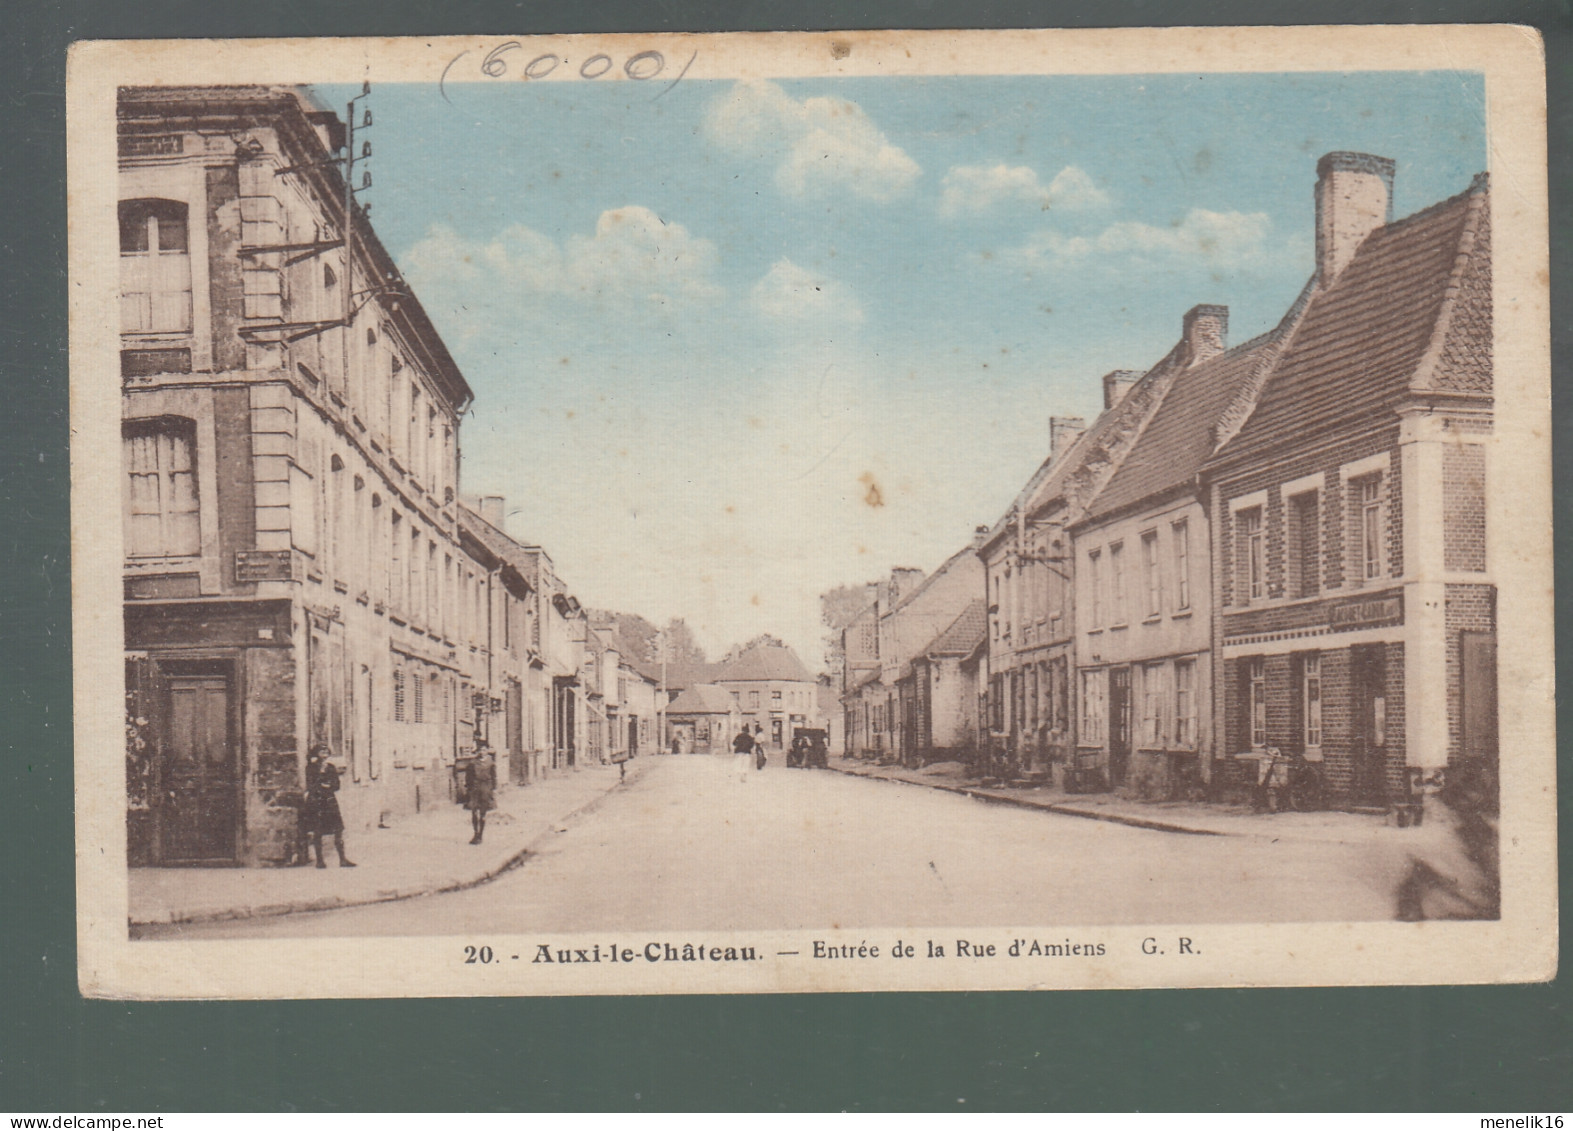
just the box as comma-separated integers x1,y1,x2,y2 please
788,728,830,768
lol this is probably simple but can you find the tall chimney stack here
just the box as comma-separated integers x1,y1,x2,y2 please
1100,372,1142,410
479,495,507,530
1050,416,1087,462
1315,151,1394,285
972,524,992,550
1181,304,1229,366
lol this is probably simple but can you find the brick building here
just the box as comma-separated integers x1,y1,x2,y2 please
1202,154,1494,810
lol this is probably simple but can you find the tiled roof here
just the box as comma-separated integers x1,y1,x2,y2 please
846,668,884,693
995,333,1193,537
661,662,723,691
714,644,815,684
888,543,980,615
1081,332,1279,522
923,599,987,658
666,683,737,714
1208,179,1489,470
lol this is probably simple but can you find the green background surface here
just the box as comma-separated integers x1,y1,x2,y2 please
3,0,1568,1112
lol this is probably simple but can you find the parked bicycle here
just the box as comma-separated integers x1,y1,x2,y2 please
1251,747,1325,813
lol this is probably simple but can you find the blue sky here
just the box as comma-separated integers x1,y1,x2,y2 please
316,71,1486,666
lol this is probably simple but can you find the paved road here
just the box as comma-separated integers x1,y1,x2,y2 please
148,755,1401,939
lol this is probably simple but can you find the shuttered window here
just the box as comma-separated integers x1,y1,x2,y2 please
119,199,192,334
124,419,199,557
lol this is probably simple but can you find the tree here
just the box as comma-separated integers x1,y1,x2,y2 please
660,618,707,667
588,610,664,664
820,582,877,675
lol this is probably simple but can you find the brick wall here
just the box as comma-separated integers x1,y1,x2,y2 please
1214,427,1399,611
1222,639,1406,806
1443,445,1488,572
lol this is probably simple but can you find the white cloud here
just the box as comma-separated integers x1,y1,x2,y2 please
401,207,722,309
1008,208,1275,268
705,80,920,203
1044,166,1110,211
939,163,1108,217
750,258,864,325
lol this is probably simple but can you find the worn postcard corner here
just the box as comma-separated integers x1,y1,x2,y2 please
67,26,1554,1001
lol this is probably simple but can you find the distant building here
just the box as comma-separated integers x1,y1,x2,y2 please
665,684,744,754
903,599,987,765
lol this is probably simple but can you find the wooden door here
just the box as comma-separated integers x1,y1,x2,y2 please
162,671,238,863
1108,667,1131,787
1350,644,1388,805
1461,631,1498,807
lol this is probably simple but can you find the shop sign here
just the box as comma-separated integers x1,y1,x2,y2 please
1330,594,1402,629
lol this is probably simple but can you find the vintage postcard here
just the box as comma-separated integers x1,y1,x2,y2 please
69,27,1555,999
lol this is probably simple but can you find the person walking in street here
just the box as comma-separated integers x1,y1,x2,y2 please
753,723,768,771
732,726,755,783
464,744,498,844
303,744,355,869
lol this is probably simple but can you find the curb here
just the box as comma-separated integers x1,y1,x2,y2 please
129,762,644,929
827,763,1229,838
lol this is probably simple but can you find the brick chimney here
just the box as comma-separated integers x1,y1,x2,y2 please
1315,151,1394,285
479,495,507,530
1181,304,1229,366
1100,372,1141,410
972,524,992,550
1050,416,1087,462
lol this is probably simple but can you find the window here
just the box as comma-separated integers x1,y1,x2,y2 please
124,419,199,557
749,690,760,709
442,554,453,640
1109,542,1125,624
119,199,191,334
426,541,438,631
1248,657,1267,748
1140,662,1165,746
388,511,404,611
1002,567,1013,640
1142,531,1161,617
1239,508,1264,602
1174,660,1196,747
409,525,422,623
1303,653,1322,748
1171,520,1190,611
1355,475,1385,581
1080,670,1106,745
393,667,406,722
772,690,782,704
1290,492,1320,598
1088,550,1103,629
412,666,424,724
408,382,422,476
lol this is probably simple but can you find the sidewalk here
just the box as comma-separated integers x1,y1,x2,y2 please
829,757,1392,845
129,761,639,928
